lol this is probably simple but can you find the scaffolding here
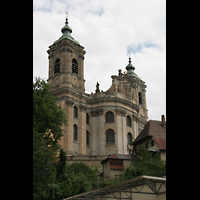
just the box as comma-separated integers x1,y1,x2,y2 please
63,175,166,200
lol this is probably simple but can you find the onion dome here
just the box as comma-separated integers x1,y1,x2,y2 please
125,56,141,80
126,57,135,75
53,16,80,45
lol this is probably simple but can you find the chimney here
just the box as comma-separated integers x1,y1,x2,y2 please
161,115,165,126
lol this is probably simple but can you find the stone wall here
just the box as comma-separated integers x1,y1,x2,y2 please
66,155,108,172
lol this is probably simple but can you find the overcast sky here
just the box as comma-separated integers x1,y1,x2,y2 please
33,0,166,121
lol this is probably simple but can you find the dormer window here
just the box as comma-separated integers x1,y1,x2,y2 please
54,58,60,74
72,59,78,74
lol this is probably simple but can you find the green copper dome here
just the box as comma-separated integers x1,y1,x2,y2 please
126,57,135,71
126,57,135,74
125,57,141,80
53,17,80,45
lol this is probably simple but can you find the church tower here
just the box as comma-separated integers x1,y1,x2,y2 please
47,16,87,155
47,16,86,93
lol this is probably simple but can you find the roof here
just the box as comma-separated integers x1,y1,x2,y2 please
132,120,166,150
101,154,132,163
62,175,166,199
53,17,80,45
125,57,142,80
101,154,132,170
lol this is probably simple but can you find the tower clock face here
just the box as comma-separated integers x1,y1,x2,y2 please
73,74,78,87
54,76,59,85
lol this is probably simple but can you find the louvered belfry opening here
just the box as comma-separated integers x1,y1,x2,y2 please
54,58,60,74
72,59,78,74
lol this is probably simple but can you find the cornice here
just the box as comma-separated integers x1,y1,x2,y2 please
48,38,86,54
53,87,140,113
87,96,140,113
48,72,85,83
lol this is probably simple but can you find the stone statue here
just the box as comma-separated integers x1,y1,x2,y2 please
95,82,100,93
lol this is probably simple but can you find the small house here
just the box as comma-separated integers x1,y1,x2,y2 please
132,115,166,161
101,153,132,178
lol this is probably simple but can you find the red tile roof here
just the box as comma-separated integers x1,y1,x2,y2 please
132,120,166,150
101,154,132,163
153,138,166,150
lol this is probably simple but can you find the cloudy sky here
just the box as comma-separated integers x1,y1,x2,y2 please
33,0,166,121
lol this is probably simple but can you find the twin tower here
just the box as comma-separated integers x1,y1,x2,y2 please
47,16,148,156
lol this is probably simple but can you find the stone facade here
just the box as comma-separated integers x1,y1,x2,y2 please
47,17,148,156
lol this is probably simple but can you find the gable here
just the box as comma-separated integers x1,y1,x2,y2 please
132,120,166,150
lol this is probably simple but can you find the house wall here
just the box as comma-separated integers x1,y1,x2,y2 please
124,160,132,168
160,151,166,162
66,155,107,172
102,159,132,178
110,169,124,179
102,160,110,177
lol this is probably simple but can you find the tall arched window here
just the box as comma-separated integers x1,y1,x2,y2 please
106,129,115,144
105,111,114,123
74,106,78,118
127,115,131,127
127,133,132,145
86,113,90,124
54,58,60,74
73,124,78,141
72,59,78,74
86,131,90,146
138,92,142,104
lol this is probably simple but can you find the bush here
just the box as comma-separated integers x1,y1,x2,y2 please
118,149,166,182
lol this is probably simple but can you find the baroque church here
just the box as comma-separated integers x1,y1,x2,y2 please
47,16,148,156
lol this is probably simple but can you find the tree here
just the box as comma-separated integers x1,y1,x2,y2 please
118,149,166,182
56,148,67,181
133,148,166,176
33,77,67,200
59,162,99,198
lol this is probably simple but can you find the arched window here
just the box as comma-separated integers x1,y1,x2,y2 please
127,115,131,126
86,131,90,146
86,113,90,124
73,124,78,141
72,59,78,74
106,129,115,144
54,58,60,74
127,133,132,145
105,111,114,123
138,92,142,104
74,106,78,118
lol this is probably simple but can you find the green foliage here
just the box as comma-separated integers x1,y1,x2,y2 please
33,77,67,200
134,148,166,176
45,183,63,200
55,162,100,199
95,177,117,188
56,149,67,181
118,149,166,182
